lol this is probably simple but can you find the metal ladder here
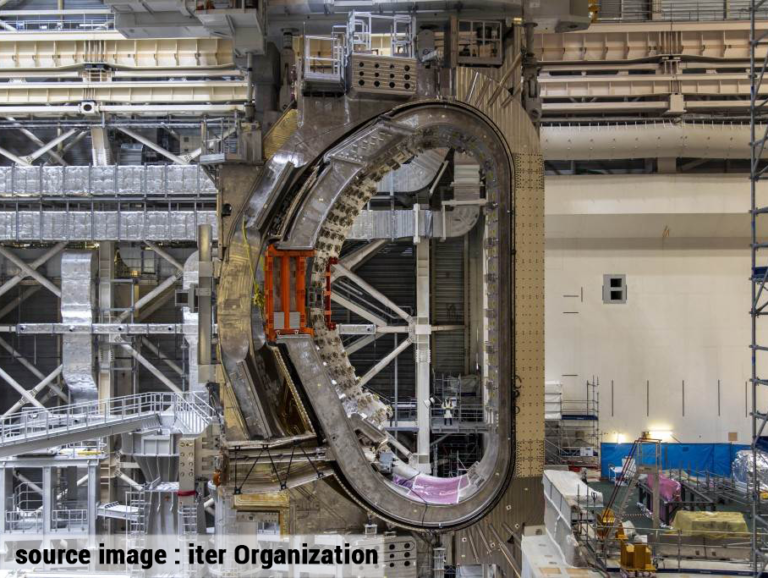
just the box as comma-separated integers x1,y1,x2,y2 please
178,503,198,538
127,490,147,542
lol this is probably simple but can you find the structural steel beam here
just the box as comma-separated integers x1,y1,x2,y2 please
20,129,77,164
330,293,387,327
2,365,65,417
0,145,29,166
140,337,183,377
333,263,412,323
116,127,188,165
145,242,184,272
345,334,379,356
357,338,412,388
0,337,67,402
0,245,61,298
334,239,387,281
117,274,182,322
5,117,68,166
6,323,185,335
0,286,41,321
117,342,183,395
0,363,47,410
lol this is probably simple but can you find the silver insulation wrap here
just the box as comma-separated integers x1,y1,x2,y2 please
61,251,98,403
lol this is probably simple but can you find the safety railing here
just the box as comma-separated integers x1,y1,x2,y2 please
51,508,88,532
390,400,417,423
6,509,43,533
1,16,114,32
0,391,215,445
596,0,763,22
430,404,485,424
303,35,345,83
172,392,217,435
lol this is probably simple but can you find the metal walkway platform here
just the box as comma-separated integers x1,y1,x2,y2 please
0,392,214,458
98,501,139,521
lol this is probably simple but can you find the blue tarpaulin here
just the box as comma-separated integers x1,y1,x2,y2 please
601,442,749,479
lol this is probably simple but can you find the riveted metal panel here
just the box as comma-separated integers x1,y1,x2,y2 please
451,56,545,572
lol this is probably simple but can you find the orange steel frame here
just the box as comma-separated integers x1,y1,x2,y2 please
264,245,315,341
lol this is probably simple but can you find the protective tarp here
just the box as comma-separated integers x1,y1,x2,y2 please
393,473,469,505
645,473,680,502
601,443,749,479
542,470,598,566
732,449,768,487
670,511,748,539
544,469,603,509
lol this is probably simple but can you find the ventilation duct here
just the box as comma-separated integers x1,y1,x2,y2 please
375,149,448,194
183,252,199,391
61,251,98,403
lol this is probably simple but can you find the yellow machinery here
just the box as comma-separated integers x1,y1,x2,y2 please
620,542,656,576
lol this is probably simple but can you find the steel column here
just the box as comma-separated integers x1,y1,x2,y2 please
197,224,213,387
414,239,431,473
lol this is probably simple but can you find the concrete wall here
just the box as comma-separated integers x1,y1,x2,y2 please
544,174,765,444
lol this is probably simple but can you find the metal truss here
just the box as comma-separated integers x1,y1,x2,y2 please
230,442,328,494
750,1,768,574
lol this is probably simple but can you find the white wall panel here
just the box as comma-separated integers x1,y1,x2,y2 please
546,236,762,444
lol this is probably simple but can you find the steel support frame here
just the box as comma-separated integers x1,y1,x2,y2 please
751,1,768,573
0,243,65,299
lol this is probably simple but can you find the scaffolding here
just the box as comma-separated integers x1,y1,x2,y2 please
751,0,768,573
545,378,600,469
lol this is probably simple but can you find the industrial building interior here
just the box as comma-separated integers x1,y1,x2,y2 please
2,0,768,577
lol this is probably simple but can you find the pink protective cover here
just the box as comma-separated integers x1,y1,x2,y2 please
393,474,470,504
646,473,681,502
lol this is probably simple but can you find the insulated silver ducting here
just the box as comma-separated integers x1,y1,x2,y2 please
0,165,216,198
183,252,199,391
61,251,98,403
375,149,448,193
347,208,478,240
542,122,764,161
0,210,217,241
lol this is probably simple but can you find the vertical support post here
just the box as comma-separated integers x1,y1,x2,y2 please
66,466,78,501
87,462,98,537
197,224,213,389
413,239,431,473
42,466,52,534
0,465,9,534
98,241,114,401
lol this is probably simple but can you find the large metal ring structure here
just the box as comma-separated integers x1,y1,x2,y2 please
233,100,514,530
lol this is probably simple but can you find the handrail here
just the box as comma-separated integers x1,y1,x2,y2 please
0,391,215,444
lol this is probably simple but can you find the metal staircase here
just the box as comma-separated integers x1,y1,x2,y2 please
0,392,215,458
